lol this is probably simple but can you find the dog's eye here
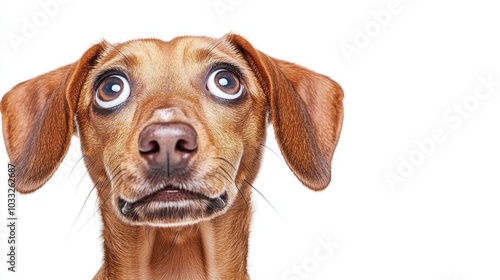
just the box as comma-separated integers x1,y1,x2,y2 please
207,69,243,100
95,75,131,109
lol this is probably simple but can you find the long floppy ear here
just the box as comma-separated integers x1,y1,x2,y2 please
225,34,344,191
1,42,106,194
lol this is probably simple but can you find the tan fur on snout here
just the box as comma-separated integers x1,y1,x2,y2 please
1,34,343,279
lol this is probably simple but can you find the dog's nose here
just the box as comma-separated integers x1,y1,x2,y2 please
138,123,198,173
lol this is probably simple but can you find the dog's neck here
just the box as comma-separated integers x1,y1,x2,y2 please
94,194,251,280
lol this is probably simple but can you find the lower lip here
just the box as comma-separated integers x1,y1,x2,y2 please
146,188,208,203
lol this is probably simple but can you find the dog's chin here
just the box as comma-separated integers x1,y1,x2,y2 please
115,186,229,227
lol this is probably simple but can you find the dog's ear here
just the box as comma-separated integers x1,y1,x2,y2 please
1,42,106,193
225,34,344,191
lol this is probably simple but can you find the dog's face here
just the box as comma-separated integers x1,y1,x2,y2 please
1,34,343,228
77,37,267,226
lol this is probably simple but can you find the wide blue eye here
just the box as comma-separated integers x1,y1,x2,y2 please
95,75,131,109
207,69,243,100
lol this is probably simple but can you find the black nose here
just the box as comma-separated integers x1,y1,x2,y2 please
138,123,198,174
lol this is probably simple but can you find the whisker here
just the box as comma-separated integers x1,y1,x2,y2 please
74,167,93,198
215,157,237,172
97,164,123,196
202,37,228,61
65,180,99,241
212,175,226,186
216,168,233,186
219,166,234,182
72,156,98,199
95,171,126,210
244,179,287,224
214,156,250,206
216,167,248,206
164,230,180,256
69,155,86,178
78,168,125,233
260,144,284,162
109,43,135,67
233,182,248,206
146,227,153,251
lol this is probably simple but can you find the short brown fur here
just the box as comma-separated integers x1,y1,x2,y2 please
1,34,343,279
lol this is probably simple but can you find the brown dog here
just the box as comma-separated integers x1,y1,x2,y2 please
1,34,343,279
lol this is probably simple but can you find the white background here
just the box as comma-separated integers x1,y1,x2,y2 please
1,0,500,279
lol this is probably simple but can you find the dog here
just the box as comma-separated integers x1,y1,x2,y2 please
1,34,343,279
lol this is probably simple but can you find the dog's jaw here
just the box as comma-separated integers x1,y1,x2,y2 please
95,179,253,280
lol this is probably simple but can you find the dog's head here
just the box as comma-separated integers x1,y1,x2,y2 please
1,34,343,227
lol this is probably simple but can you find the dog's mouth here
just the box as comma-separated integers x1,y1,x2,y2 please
117,185,228,226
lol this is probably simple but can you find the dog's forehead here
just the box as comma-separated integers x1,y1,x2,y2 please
97,37,243,71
